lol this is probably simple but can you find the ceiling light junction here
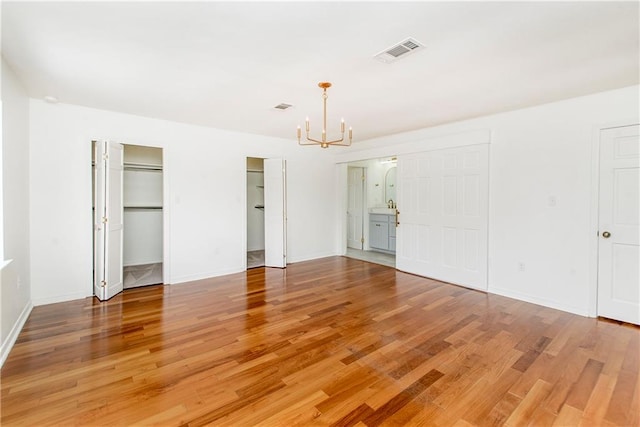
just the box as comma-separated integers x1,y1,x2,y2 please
297,82,352,149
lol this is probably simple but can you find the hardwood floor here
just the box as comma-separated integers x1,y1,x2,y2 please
2,257,638,426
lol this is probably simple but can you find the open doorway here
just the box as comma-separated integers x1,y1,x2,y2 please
246,157,288,269
343,157,397,268
121,145,163,288
247,157,265,268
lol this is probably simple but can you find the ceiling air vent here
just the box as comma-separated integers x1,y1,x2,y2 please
374,37,424,64
274,103,293,110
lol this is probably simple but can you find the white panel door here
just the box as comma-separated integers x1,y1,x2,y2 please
598,125,639,325
396,145,489,290
94,141,124,300
347,167,364,249
264,158,287,268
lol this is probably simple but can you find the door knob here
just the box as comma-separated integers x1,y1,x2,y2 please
602,231,611,238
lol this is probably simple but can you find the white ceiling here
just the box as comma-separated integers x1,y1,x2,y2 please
2,1,638,142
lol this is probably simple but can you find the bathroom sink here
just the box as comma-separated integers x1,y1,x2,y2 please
369,207,396,215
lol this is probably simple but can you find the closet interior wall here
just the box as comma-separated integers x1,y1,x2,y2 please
123,145,163,288
247,157,265,268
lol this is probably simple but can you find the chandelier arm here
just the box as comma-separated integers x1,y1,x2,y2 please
304,137,324,144
298,139,322,146
304,135,345,144
323,137,345,144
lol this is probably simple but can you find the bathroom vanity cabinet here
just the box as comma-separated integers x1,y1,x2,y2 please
369,214,396,253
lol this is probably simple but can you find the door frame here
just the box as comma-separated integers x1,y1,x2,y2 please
587,119,640,318
90,139,171,296
347,166,366,250
339,163,370,255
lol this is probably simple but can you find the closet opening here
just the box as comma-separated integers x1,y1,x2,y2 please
92,141,164,301
246,157,265,268
122,145,164,288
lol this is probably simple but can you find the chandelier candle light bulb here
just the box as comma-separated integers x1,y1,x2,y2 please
297,82,352,148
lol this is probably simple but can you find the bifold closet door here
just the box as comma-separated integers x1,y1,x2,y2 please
264,158,287,268
93,140,124,301
396,144,489,291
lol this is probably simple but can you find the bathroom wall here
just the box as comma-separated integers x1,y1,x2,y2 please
348,158,396,209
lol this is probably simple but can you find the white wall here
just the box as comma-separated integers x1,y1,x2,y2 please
335,85,639,316
29,101,337,304
1,59,32,366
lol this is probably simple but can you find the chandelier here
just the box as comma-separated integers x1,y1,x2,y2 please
297,82,352,148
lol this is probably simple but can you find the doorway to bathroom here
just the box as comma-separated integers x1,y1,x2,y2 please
344,157,397,268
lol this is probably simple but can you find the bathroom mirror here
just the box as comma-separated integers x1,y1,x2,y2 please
385,166,397,204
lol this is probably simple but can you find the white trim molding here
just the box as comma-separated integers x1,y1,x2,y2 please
0,300,33,368
0,259,13,271
489,285,589,317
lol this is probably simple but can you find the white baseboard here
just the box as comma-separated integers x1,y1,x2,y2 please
488,285,590,317
32,291,90,306
170,266,244,285
170,253,338,285
0,300,33,368
286,251,336,264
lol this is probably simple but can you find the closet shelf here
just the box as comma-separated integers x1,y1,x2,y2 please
124,206,163,210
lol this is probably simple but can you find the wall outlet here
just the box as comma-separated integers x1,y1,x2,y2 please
518,262,526,272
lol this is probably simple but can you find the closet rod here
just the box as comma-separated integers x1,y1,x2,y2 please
124,166,163,172
124,162,163,171
124,206,163,210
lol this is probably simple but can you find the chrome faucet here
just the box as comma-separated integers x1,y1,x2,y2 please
388,199,395,209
